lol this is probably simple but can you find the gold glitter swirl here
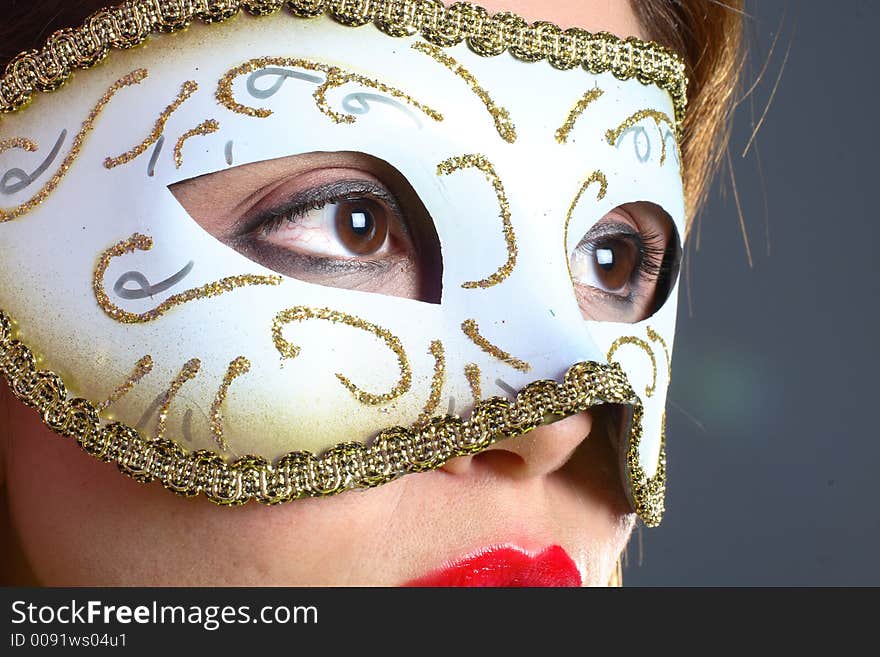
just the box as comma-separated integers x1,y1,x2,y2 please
412,340,445,428
647,325,672,375
437,154,516,289
564,170,608,279
411,40,516,143
95,355,154,413
0,306,660,523
93,233,282,324
103,80,198,169
555,86,604,143
211,356,251,453
216,56,442,124
0,69,147,222
605,109,675,165
155,358,201,440
0,137,38,154
606,336,657,397
464,363,482,402
461,319,531,372
173,119,220,168
272,306,412,405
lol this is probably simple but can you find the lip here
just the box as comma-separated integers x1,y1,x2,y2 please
403,545,582,587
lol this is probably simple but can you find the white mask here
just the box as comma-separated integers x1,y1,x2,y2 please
0,1,688,527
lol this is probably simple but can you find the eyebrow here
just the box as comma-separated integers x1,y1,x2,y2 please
605,109,675,164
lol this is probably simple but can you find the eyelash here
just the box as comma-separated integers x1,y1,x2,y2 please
224,179,409,278
632,229,666,279
576,227,669,296
258,202,319,235
247,183,674,302
247,180,401,238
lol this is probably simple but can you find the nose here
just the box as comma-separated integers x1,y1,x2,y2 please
440,410,594,480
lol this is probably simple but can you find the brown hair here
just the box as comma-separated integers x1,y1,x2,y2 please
632,0,745,224
0,1,743,223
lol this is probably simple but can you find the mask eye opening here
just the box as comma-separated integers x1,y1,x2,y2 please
650,215,682,316
569,200,681,324
168,151,444,305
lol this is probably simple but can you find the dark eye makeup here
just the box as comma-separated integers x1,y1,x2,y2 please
170,154,678,323
569,202,680,323
230,179,409,275
170,152,443,304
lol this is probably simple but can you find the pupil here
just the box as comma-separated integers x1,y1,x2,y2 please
596,247,614,271
334,200,387,255
348,209,374,237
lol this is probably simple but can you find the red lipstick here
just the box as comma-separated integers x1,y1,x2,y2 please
404,545,581,587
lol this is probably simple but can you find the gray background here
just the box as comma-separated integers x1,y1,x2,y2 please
625,1,879,585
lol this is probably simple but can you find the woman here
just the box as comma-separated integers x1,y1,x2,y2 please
0,0,742,586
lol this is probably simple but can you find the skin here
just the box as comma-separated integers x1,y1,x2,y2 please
0,0,651,586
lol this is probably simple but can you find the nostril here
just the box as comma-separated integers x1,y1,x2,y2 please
470,446,526,474
441,413,595,481
439,445,528,477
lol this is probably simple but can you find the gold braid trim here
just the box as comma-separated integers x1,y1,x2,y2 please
627,412,666,528
0,0,687,137
0,307,664,525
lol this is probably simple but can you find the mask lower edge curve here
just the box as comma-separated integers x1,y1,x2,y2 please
0,307,665,526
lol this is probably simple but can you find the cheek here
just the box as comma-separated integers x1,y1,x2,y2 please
1,390,411,585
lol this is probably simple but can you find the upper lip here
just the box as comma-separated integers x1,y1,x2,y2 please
402,544,582,587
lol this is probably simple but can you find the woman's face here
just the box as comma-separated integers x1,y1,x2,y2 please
0,0,672,586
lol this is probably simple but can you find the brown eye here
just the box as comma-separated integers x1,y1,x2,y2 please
169,151,443,304
570,233,641,294
586,238,640,293
568,202,680,323
334,199,389,255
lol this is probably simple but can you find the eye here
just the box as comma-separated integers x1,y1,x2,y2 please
571,228,642,294
333,199,388,255
247,181,400,261
169,152,443,304
569,202,680,323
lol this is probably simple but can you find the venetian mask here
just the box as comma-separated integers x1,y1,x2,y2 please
0,0,688,527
